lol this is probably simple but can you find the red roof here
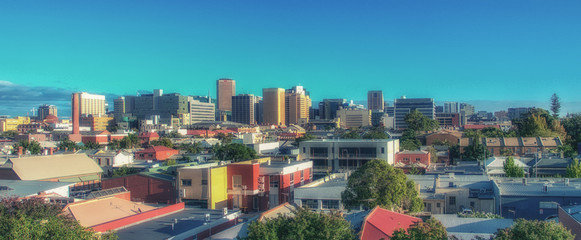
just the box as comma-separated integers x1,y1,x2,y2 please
464,124,500,130
136,146,175,153
139,132,159,138
361,207,421,240
214,129,236,134
187,130,216,136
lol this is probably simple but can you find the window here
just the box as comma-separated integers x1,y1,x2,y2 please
470,201,475,208
97,159,101,165
302,199,318,209
436,203,441,208
181,179,192,186
300,170,304,182
381,147,385,154
415,158,421,162
449,196,456,205
107,159,111,166
253,197,259,210
322,200,340,209
270,176,279,188
233,175,242,188
290,173,294,185
426,203,432,212
201,180,208,185
303,147,306,153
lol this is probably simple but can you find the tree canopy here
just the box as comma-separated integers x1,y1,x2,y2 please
292,134,315,147
214,143,257,162
562,113,581,156
405,109,439,132
245,207,354,240
391,218,448,240
151,137,174,149
362,127,390,139
13,140,42,155
340,129,361,139
503,157,525,177
108,133,140,150
400,129,421,151
0,197,117,240
551,93,561,118
493,219,573,240
178,142,203,154
461,139,490,161
565,158,581,178
342,159,423,212
512,108,566,139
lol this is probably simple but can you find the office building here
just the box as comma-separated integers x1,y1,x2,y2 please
0,117,31,132
337,108,371,128
254,96,263,125
459,103,475,117
394,97,435,129
263,88,286,125
80,115,114,131
299,139,399,174
119,89,189,122
113,97,126,120
285,86,310,125
189,99,215,124
367,91,384,111
216,78,236,111
443,102,459,113
38,104,57,121
76,92,107,116
435,113,461,128
232,94,255,125
318,99,345,120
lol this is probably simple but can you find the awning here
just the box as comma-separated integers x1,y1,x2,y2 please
79,175,100,182
59,177,81,183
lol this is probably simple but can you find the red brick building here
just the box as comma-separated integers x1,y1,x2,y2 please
394,150,431,173
135,146,179,161
138,132,159,145
101,173,177,204
226,159,313,212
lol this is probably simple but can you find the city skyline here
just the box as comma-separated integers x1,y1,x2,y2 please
2,1,581,116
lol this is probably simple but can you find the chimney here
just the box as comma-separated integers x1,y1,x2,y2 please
560,152,564,159
18,146,23,156
48,147,53,155
565,178,570,186
434,175,440,189
72,93,80,134
523,178,527,186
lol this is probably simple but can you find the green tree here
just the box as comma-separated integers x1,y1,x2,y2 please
293,134,315,147
562,114,581,153
82,141,101,150
179,142,203,154
0,130,18,139
341,129,361,139
551,93,561,118
503,157,525,177
400,129,421,151
119,133,140,149
461,139,490,162
166,131,183,138
0,197,117,240
216,133,235,145
112,166,141,177
342,159,423,212
405,109,439,132
513,108,566,138
214,143,257,162
449,145,461,164
391,218,448,240
151,137,174,149
57,138,78,152
245,207,355,240
363,127,390,139
493,219,573,240
13,140,42,155
565,158,581,178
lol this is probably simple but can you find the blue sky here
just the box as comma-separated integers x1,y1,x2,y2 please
1,1,581,117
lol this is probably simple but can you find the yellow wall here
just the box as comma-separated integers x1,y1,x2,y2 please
0,117,30,132
210,166,228,209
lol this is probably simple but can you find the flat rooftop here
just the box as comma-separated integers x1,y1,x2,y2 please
494,178,581,197
0,179,73,198
294,176,347,200
116,207,232,240
303,139,396,143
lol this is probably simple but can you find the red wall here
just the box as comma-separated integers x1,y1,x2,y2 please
102,174,176,204
227,164,259,190
91,202,185,232
395,152,431,166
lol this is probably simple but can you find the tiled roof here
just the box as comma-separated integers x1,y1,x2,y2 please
361,207,421,240
136,146,176,153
